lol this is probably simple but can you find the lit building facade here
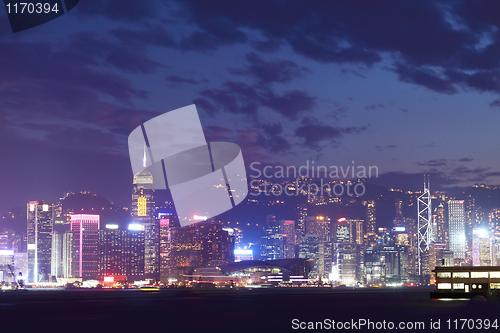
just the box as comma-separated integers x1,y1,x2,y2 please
71,214,100,280
132,167,157,278
448,200,466,261
98,224,124,279
27,201,53,283
472,228,491,266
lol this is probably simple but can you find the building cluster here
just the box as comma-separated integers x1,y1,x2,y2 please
260,193,500,287
2,168,235,285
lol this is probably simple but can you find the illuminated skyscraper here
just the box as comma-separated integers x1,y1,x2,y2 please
261,215,283,260
132,154,157,278
51,226,73,279
448,200,466,261
472,227,491,266
363,200,377,245
98,224,124,279
27,201,53,283
159,214,175,279
435,204,447,245
71,214,100,280
281,220,296,259
124,223,145,279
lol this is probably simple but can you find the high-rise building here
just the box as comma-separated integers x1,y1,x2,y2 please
448,200,466,261
71,214,100,280
124,223,145,279
27,201,53,283
472,227,491,266
160,222,234,281
281,220,296,259
261,215,283,260
159,214,175,279
132,156,157,278
435,204,447,245
363,200,377,245
305,216,330,242
98,224,124,279
51,225,73,279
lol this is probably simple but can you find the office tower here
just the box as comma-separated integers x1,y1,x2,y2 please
464,195,476,254
124,223,145,279
305,216,330,242
429,243,447,283
233,228,243,248
296,204,307,237
393,200,404,227
159,214,175,279
334,218,357,285
51,226,73,279
364,246,383,285
27,201,53,283
13,252,27,283
281,220,296,259
98,224,124,278
132,157,157,278
363,200,377,245
71,214,100,280
304,216,331,281
298,234,319,278
261,215,283,260
488,208,500,234
472,227,491,266
491,236,500,266
448,200,466,261
435,204,447,245
380,246,408,284
162,222,234,279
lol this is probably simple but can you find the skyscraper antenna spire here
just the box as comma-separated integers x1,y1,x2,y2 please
143,143,147,168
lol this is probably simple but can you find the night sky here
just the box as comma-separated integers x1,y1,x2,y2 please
2,1,500,215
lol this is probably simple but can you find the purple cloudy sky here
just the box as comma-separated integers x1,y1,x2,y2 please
2,0,500,213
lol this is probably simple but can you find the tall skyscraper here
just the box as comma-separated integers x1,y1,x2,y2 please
124,223,145,279
435,204,447,245
472,227,491,266
98,224,124,279
159,214,175,279
363,200,377,245
261,215,283,260
448,200,466,261
27,201,53,283
281,220,296,259
132,156,157,278
51,226,73,279
71,214,100,280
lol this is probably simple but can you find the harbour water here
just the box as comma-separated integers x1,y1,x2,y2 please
1,286,498,331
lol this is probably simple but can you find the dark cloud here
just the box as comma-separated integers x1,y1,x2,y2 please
417,159,448,167
295,117,366,150
77,0,162,22
458,157,474,162
231,53,310,85
110,25,177,49
257,123,292,153
166,75,201,85
203,125,234,142
173,0,500,95
395,64,458,94
490,99,500,107
195,81,316,120
365,103,385,111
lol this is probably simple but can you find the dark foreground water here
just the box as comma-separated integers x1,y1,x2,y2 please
1,287,499,332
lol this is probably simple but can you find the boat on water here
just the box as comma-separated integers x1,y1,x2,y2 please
139,284,160,292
